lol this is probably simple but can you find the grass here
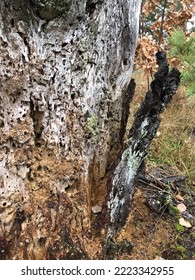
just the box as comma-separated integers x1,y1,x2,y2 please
130,71,195,184
147,87,195,183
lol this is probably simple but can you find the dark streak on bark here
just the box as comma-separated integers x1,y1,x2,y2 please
119,79,136,142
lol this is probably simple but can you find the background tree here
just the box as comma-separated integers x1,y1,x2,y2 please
168,28,195,96
136,0,195,78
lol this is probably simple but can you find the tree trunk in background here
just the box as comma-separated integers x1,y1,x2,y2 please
0,0,142,259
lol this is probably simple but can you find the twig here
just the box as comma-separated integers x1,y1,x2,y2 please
158,0,168,46
138,178,170,194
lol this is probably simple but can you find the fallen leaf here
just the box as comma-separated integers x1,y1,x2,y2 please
179,218,192,228
177,203,186,213
175,194,184,201
155,256,165,260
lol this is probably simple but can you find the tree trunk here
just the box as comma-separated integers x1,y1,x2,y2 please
0,0,142,259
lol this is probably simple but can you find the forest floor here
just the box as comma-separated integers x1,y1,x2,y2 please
91,165,195,260
90,72,195,260
116,168,195,260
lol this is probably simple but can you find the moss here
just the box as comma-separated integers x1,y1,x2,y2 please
175,223,185,233
168,205,180,216
190,232,195,239
176,245,186,257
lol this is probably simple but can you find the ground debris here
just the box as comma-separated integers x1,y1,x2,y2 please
103,237,133,259
161,175,188,186
138,171,188,195
179,218,192,228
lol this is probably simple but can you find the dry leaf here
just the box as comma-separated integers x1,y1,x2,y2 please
179,218,192,228
177,203,186,213
175,194,184,201
156,131,161,137
155,256,165,260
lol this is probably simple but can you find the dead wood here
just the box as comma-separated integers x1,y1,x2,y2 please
106,51,181,241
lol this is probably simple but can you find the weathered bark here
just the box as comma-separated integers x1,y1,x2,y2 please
107,52,180,238
0,0,142,259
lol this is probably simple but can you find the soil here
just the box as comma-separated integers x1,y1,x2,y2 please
117,185,195,260
90,165,195,260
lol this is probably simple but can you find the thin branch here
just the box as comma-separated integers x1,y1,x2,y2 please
158,0,168,46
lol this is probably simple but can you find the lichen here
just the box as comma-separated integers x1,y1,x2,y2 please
109,145,145,231
87,115,99,143
140,118,149,137
89,19,99,36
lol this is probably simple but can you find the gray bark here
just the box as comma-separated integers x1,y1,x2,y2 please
0,0,142,259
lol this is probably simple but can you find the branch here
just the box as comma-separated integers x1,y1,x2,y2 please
158,0,168,46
